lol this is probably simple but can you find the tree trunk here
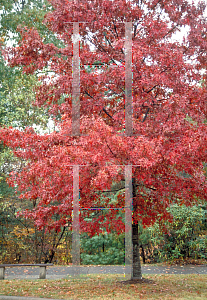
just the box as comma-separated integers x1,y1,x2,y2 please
140,244,146,264
132,222,142,279
132,177,142,279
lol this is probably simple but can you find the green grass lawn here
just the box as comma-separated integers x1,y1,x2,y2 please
0,274,206,299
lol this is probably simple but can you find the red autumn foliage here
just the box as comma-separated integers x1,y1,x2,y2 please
0,0,207,236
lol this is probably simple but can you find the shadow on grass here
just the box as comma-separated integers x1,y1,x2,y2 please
118,277,155,285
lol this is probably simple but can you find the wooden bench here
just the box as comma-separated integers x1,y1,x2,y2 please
0,264,53,280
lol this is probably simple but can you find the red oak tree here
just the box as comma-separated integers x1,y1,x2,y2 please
0,0,207,279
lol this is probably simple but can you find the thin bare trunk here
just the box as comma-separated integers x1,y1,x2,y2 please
132,177,142,279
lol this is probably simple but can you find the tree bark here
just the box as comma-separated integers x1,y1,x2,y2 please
132,177,142,279
132,222,142,279
140,244,146,264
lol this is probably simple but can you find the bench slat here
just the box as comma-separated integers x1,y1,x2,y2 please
0,264,53,267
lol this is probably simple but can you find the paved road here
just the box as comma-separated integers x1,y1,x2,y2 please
2,264,207,280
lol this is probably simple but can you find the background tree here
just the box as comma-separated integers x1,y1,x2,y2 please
138,204,207,264
0,0,207,279
0,0,67,264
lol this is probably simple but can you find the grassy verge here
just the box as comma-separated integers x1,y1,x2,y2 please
0,274,206,299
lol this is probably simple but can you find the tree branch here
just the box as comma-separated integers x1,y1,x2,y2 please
106,141,118,158
103,107,113,120
142,107,150,122
98,187,125,193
